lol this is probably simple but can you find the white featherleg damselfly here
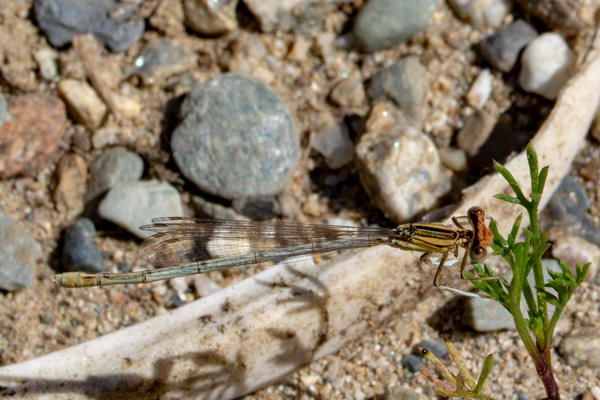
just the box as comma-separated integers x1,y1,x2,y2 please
53,206,494,289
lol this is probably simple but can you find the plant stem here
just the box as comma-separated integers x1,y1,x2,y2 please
535,343,560,400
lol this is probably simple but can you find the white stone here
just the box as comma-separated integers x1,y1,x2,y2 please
447,0,512,28
57,79,107,129
33,48,58,80
519,32,576,100
466,69,492,109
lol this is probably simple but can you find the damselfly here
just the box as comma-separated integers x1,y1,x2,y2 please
53,206,494,288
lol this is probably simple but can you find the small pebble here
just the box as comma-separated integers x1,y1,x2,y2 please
0,91,7,127
53,153,87,213
302,193,321,217
131,41,198,86
367,57,426,126
417,339,447,359
365,102,409,133
192,196,239,220
183,0,238,36
401,353,425,373
85,147,144,204
438,146,467,171
171,74,299,200
111,92,141,118
559,327,600,368
384,386,429,400
330,71,365,108
33,48,59,80
551,236,600,281
0,211,41,291
57,79,107,129
355,126,451,222
447,0,512,28
61,218,105,273
0,94,67,178
466,69,492,110
311,123,354,169
34,0,144,52
98,180,184,239
519,32,576,100
231,196,280,220
243,0,302,32
354,0,439,52
456,109,496,156
463,297,515,331
480,19,538,72
194,274,223,297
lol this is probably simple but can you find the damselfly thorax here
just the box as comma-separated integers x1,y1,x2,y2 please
53,206,494,289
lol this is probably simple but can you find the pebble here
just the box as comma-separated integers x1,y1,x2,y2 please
85,147,144,205
447,0,512,29
0,91,7,127
311,123,354,169
111,93,141,119
519,32,576,100
243,0,302,32
559,327,600,368
365,102,409,133
192,196,239,220
0,94,67,178
551,236,600,281
61,218,105,273
542,176,600,247
463,297,515,331
354,0,439,52
131,41,198,86
401,353,425,373
194,275,223,298
183,0,238,36
330,71,366,108
98,180,184,239
355,126,451,222
171,74,299,200
417,339,448,359
384,386,428,400
33,48,59,80
480,19,538,72
456,109,496,156
34,0,144,52
466,69,492,110
231,196,280,220
366,57,426,126
53,153,87,213
57,79,107,129
0,211,41,291
438,146,467,171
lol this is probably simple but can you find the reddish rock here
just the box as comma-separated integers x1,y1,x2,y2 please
0,95,67,178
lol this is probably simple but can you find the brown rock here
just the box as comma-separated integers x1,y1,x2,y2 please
54,153,88,213
0,95,67,178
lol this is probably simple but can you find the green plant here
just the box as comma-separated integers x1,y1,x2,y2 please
423,143,589,400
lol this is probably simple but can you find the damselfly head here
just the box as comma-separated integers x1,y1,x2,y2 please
469,245,488,261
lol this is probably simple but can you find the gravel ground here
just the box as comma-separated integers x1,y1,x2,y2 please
1,0,600,399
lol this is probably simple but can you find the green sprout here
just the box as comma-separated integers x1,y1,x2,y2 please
464,143,589,400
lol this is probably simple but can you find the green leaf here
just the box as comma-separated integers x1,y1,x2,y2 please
493,194,521,205
494,162,527,201
527,143,539,192
537,289,559,307
576,263,590,284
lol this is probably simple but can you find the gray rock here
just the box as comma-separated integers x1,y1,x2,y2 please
61,218,105,273
401,353,424,373
456,109,497,156
366,57,426,126
355,126,451,222
481,19,538,72
85,147,145,204
34,0,144,52
232,196,280,220
463,298,515,331
98,180,184,238
130,41,198,85
354,0,439,52
417,339,447,358
172,74,299,200
0,211,41,291
0,91,7,127
192,196,239,220
312,123,354,169
559,327,600,368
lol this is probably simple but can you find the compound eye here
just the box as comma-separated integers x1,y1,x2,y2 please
470,246,487,261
